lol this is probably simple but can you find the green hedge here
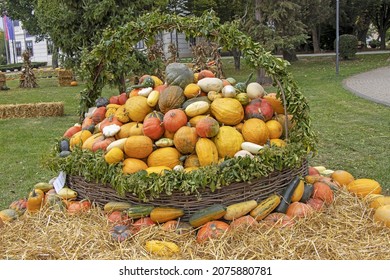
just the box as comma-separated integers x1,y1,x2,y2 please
0,62,48,72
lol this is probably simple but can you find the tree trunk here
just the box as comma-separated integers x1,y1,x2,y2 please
254,0,271,84
379,30,387,50
256,68,272,85
52,47,59,69
282,49,298,62
231,49,241,71
118,74,126,94
312,26,320,53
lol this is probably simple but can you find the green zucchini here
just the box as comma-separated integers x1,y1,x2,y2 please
189,204,226,228
125,205,154,219
274,176,301,213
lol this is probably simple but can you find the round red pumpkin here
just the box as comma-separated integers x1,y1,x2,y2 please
195,116,220,138
142,117,165,140
307,198,326,212
163,109,188,133
229,215,259,229
131,217,156,233
196,220,229,243
244,98,274,121
263,213,294,228
312,182,334,205
286,202,313,219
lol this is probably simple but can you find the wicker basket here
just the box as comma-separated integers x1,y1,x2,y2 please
67,159,307,220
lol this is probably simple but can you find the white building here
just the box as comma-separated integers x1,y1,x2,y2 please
5,20,53,66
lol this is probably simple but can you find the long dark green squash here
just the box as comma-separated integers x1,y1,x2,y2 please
274,176,301,213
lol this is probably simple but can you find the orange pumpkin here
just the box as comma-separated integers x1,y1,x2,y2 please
196,220,229,243
286,202,313,219
142,117,165,140
163,109,188,133
91,137,115,152
241,118,269,145
63,125,82,138
131,217,156,233
91,106,107,124
330,170,355,186
107,211,130,225
124,135,153,159
307,198,326,212
229,215,259,229
173,126,198,154
312,182,334,205
263,93,284,114
263,213,294,228
197,69,215,80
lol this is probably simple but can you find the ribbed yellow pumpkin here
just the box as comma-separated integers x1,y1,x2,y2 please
195,138,218,166
213,126,244,158
210,97,244,125
147,147,181,169
122,158,148,174
347,178,382,197
241,118,269,145
125,96,152,122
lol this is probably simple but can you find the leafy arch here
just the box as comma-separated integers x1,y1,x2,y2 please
58,10,318,200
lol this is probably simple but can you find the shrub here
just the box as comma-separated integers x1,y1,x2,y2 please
335,34,358,60
0,62,47,72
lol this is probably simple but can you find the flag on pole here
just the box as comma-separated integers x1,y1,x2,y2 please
3,15,15,41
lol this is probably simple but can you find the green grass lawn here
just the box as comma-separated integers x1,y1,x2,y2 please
0,53,389,209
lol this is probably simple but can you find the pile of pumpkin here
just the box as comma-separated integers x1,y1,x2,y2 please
60,62,290,174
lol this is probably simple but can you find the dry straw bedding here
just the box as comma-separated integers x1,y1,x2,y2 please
1,189,389,260
0,102,64,119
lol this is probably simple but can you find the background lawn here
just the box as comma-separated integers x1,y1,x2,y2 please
0,53,389,209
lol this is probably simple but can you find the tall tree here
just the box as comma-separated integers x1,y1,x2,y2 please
370,0,390,49
300,0,332,53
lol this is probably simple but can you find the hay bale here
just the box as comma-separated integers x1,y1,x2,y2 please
0,188,389,260
0,102,64,119
0,72,7,88
58,70,73,86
